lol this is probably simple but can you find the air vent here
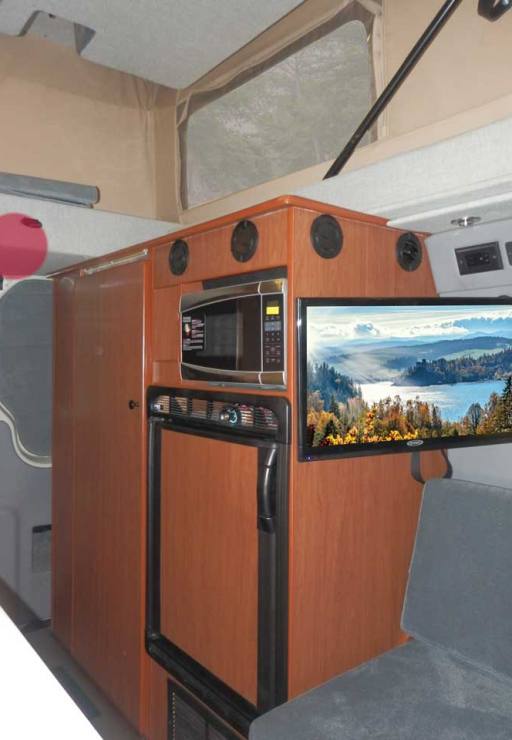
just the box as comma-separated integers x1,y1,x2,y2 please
151,392,279,437
310,215,343,259
150,395,170,415
168,680,238,740
231,220,259,262
169,239,189,276
396,232,423,272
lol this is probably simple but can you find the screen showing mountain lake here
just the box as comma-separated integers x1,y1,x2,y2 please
305,303,512,448
359,379,506,421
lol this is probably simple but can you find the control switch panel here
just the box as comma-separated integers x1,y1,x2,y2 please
456,242,503,275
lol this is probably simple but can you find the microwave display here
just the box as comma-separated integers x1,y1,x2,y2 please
180,278,286,388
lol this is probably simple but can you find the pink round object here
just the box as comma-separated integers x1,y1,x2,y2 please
0,213,48,278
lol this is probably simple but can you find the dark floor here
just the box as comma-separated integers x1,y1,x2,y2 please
0,578,140,740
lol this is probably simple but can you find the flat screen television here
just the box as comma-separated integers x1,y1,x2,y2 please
298,298,512,460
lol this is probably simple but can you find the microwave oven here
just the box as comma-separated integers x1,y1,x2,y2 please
180,276,286,389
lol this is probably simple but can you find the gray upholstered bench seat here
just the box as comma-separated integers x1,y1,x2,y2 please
251,640,512,740
251,479,512,740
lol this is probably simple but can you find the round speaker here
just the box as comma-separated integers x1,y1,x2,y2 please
168,239,189,275
231,220,259,262
310,215,343,259
396,232,423,272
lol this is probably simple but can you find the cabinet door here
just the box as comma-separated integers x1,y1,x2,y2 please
71,262,145,727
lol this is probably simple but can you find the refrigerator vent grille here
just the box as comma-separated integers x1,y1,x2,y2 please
168,680,237,739
151,393,279,436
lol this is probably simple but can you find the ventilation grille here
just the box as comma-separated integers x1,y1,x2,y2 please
151,393,279,437
168,681,238,740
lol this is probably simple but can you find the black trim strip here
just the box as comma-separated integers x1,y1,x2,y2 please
150,637,255,735
202,267,287,290
32,524,51,534
147,418,161,636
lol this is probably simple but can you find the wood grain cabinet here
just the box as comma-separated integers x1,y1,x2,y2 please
145,197,447,739
52,259,150,732
52,195,448,740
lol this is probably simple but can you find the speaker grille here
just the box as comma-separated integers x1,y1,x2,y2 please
396,232,423,272
169,239,189,275
231,220,259,262
310,215,343,259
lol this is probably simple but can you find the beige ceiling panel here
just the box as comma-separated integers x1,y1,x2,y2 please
0,0,304,87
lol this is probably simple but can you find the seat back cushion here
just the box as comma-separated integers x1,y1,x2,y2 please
402,477,512,678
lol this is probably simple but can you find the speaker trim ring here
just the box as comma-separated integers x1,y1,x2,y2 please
310,214,343,259
169,239,189,276
231,219,259,263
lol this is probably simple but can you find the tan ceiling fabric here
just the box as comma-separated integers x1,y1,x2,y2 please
382,0,512,140
153,86,180,222
0,35,164,218
174,0,383,212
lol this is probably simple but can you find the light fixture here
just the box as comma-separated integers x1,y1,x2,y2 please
450,216,481,228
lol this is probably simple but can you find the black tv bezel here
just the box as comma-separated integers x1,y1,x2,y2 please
297,296,512,462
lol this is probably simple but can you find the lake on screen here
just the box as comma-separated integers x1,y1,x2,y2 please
359,379,507,421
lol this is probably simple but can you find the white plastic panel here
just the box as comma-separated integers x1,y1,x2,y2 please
0,194,180,274
426,218,512,295
426,221,512,491
297,116,512,235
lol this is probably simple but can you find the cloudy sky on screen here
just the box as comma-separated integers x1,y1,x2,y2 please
307,304,512,350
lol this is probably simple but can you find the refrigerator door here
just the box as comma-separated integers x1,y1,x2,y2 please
160,430,259,704
146,388,289,736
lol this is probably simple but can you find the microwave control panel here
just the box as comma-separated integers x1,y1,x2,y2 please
262,294,285,372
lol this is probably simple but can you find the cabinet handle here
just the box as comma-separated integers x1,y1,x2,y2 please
128,400,140,410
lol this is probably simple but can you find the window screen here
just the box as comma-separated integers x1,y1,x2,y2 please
184,19,373,208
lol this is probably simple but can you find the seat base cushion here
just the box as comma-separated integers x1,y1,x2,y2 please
250,641,512,740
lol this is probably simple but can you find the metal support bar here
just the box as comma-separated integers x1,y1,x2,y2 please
324,0,464,179
80,248,148,276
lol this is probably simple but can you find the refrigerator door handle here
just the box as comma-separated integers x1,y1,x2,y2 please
257,447,278,534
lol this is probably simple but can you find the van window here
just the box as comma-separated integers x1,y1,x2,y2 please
183,19,374,208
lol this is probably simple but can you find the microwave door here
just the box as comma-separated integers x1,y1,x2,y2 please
182,295,262,383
